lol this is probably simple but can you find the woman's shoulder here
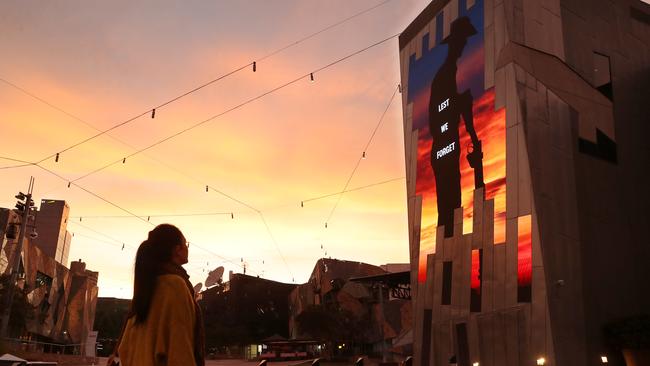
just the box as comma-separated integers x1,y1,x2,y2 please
156,274,191,294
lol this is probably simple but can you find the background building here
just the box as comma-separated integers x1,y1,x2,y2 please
289,258,412,360
199,272,297,357
32,199,71,267
399,1,650,366
93,297,130,357
0,202,98,356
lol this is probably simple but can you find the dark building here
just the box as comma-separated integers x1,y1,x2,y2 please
199,273,296,351
399,1,650,366
94,297,131,356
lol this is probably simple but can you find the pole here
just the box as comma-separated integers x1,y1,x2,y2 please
378,283,387,363
0,177,35,338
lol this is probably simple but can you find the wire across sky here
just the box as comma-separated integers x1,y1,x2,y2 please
0,0,417,293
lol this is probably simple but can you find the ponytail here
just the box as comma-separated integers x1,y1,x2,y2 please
131,224,185,323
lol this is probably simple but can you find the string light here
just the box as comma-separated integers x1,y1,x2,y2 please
72,221,254,274
55,153,59,162
320,84,399,230
67,182,71,188
67,177,404,220
70,215,254,279
151,109,156,118
69,221,137,251
12,1,395,168
300,201,304,208
310,73,314,82
1,32,403,285
231,213,234,219
34,34,401,191
206,185,209,192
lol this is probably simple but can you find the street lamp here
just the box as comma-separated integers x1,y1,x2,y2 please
601,356,608,363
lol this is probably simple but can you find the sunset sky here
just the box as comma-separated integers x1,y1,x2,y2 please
0,0,430,298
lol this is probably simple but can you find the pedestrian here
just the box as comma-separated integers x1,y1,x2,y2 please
107,224,205,366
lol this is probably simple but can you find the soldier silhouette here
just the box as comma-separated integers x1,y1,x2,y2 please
428,16,483,237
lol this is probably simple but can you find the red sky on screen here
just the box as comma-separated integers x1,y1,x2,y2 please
471,249,481,290
414,89,506,281
518,215,532,286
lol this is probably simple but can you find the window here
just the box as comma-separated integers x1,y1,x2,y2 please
442,261,453,305
593,52,613,101
517,216,532,303
470,249,482,312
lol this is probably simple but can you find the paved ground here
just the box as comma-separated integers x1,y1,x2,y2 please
94,358,316,366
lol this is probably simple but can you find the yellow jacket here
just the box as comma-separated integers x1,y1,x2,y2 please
118,274,197,366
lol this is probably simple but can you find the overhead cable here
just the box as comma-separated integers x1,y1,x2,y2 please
324,83,400,227
64,33,400,186
1,0,394,166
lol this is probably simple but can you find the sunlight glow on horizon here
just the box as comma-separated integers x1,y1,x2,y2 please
0,0,429,298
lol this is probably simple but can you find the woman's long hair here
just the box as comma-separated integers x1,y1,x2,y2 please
131,224,185,323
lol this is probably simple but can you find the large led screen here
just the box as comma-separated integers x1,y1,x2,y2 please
406,0,507,281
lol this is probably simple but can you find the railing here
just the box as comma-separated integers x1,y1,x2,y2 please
2,337,97,357
1,338,98,365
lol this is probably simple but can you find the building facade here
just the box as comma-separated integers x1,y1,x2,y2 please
0,206,99,355
32,199,71,266
200,273,297,349
289,258,412,359
399,1,650,365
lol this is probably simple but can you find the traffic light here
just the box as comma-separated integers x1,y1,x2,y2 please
14,192,34,212
15,202,25,212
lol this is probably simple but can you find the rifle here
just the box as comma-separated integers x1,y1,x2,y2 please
458,90,485,190
467,141,485,189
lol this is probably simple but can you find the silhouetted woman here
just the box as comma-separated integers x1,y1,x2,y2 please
109,224,205,366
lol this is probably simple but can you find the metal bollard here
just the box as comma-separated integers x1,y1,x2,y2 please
448,355,457,365
403,356,413,366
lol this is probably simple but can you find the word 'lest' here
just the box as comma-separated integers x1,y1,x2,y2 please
438,98,450,112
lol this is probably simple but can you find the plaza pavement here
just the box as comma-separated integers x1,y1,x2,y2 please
94,357,317,366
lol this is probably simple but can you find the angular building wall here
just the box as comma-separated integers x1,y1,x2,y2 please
0,208,99,353
64,261,99,352
32,199,70,265
399,1,650,365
